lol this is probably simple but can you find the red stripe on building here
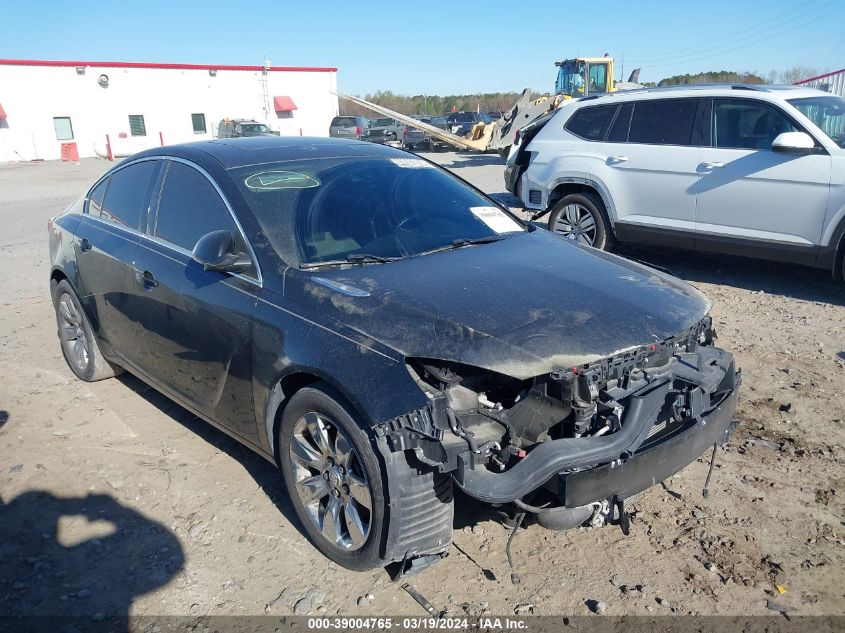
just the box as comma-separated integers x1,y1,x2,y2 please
0,58,337,73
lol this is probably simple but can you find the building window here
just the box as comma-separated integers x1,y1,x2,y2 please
54,117,74,141
191,113,206,134
128,115,146,137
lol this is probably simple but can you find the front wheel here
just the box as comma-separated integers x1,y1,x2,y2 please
278,385,387,570
547,192,614,251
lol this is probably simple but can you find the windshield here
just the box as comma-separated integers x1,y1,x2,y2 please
788,95,845,149
232,156,525,266
555,60,586,97
373,118,395,127
242,124,270,134
449,113,475,123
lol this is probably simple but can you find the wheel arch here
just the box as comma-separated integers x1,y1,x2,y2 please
547,176,618,222
265,367,374,464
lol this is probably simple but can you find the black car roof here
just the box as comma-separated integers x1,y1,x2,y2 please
133,136,402,170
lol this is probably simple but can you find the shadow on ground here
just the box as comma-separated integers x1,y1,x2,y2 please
115,373,302,531
0,490,184,627
613,244,845,306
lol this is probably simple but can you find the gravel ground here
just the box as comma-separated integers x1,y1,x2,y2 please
0,151,843,618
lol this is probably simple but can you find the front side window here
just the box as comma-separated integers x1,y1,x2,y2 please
53,117,74,141
787,95,845,149
232,156,525,266
128,115,146,137
629,98,699,146
154,161,243,256
565,104,618,141
100,161,158,230
713,99,798,150
588,63,608,94
191,113,206,134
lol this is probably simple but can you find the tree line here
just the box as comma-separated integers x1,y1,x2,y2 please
339,91,530,117
340,67,822,117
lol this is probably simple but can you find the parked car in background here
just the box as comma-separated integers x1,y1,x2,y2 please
403,116,451,151
329,115,369,140
218,119,278,138
364,117,404,145
447,111,492,137
506,84,845,278
48,136,739,574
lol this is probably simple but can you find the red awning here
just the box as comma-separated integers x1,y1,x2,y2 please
273,96,297,112
0,102,6,118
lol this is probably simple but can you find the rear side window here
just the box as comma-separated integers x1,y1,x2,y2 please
565,104,618,141
629,99,699,146
100,161,158,230
154,161,241,254
713,99,798,150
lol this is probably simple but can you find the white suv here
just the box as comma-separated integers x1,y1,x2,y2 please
505,84,845,277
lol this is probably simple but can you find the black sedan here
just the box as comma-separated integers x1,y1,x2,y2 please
48,137,740,574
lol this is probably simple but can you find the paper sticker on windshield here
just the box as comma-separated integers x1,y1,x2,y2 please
244,171,320,190
470,206,522,233
389,158,433,169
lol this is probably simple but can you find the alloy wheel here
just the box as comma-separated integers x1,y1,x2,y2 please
289,412,372,550
57,293,89,372
553,204,597,246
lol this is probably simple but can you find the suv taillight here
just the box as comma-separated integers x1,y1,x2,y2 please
356,126,360,138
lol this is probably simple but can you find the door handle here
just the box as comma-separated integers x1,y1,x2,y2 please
79,237,92,253
136,269,159,290
700,161,725,169
607,155,628,164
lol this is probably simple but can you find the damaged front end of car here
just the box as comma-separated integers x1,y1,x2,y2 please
375,316,740,572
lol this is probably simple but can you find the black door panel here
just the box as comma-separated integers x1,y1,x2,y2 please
131,237,259,441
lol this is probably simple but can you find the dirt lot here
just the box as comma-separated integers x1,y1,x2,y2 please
1,152,844,619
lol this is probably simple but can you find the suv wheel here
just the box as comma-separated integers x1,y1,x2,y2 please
279,384,388,570
548,192,614,250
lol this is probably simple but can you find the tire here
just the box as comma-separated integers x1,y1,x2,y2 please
278,384,388,570
51,279,123,382
547,192,614,251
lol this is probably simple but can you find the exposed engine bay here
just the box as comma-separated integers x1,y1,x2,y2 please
376,316,741,533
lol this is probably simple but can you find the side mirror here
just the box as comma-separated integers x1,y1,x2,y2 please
192,230,253,274
772,131,816,154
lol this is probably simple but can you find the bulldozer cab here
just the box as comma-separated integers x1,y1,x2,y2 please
554,57,614,98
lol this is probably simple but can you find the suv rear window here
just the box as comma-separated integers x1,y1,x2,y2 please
565,104,618,141
331,117,357,127
629,99,699,146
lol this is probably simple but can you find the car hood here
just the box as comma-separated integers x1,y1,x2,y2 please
286,230,710,380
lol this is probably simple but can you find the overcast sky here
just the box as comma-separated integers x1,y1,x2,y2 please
1,0,842,94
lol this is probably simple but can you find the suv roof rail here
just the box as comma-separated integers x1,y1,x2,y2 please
578,83,808,101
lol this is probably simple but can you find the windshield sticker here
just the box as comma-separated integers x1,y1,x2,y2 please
244,171,321,190
389,158,433,169
469,206,522,234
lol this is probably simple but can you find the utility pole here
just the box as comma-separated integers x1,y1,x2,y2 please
619,55,624,83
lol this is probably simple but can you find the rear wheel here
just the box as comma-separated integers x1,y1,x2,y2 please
279,384,387,570
51,279,122,382
547,192,614,251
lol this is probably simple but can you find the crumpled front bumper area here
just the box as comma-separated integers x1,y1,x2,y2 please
453,345,741,505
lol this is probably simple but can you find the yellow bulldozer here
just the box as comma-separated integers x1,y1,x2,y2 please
336,55,640,155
